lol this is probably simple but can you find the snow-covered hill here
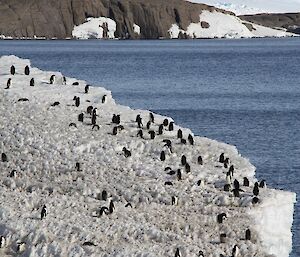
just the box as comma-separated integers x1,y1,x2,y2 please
0,56,296,257
188,0,300,15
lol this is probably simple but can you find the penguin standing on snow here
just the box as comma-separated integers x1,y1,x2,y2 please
198,156,203,165
0,235,5,248
148,131,155,140
149,112,154,123
232,245,239,257
253,182,259,196
217,213,227,224
171,196,178,205
1,153,8,162
177,129,183,139
177,169,182,180
10,65,15,75
137,130,144,139
158,124,164,135
75,97,80,107
41,205,47,220
5,78,11,89
85,84,89,94
188,134,194,145
175,248,181,257
181,155,187,166
259,180,266,188
24,65,30,75
219,153,225,163
243,177,249,186
30,78,34,87
163,119,169,126
169,121,174,131
78,113,84,122
245,229,251,240
160,151,166,161
50,75,55,84
102,94,107,103
146,121,151,130
109,200,115,214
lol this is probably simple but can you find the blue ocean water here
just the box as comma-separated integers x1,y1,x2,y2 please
0,38,299,256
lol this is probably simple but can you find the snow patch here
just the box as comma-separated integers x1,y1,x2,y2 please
133,24,141,35
72,17,116,39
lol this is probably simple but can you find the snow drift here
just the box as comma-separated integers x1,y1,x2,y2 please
0,55,296,257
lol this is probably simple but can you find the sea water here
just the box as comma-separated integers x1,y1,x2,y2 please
0,38,299,256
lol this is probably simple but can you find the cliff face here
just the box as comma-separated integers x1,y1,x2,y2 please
0,0,231,39
240,13,300,34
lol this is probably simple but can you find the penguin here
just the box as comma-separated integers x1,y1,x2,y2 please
219,153,225,163
9,170,17,178
117,125,124,131
163,119,169,126
232,187,243,197
41,205,47,220
188,134,194,145
51,101,60,107
17,98,29,102
165,167,172,171
113,127,118,135
1,153,8,162
137,130,144,139
102,190,108,201
91,114,96,125
72,82,79,86
224,184,231,192
197,180,204,187
198,156,203,165
243,177,249,187
180,139,187,144
24,65,30,75
148,131,155,139
125,202,132,208
163,139,172,149
136,115,143,128
84,84,89,94
198,250,204,257
167,169,176,175
158,124,164,135
99,206,109,216
5,78,11,89
177,129,183,139
164,181,173,186
181,155,187,166
177,169,182,180
245,229,251,240
50,75,55,84
160,151,166,161
233,179,240,190
226,172,232,185
83,241,97,246
229,165,234,177
232,245,239,257
223,158,229,168
92,125,100,130
30,78,34,87
69,123,77,128
10,65,15,75
75,97,80,107
122,147,131,158
185,163,191,173
75,162,81,171
253,182,259,196
217,213,227,224
149,112,154,123
0,235,5,248
102,94,107,103
109,200,115,214
87,106,94,115
220,233,227,244
175,248,181,257
252,197,259,204
78,113,84,122
169,122,174,131
146,121,151,130
17,241,26,253
63,76,67,85
259,180,266,188
171,196,178,205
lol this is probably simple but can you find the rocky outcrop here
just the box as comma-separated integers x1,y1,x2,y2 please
240,13,300,34
0,0,232,39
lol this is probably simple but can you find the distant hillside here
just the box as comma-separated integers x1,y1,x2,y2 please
240,13,300,34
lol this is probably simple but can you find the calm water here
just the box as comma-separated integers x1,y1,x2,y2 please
0,39,299,256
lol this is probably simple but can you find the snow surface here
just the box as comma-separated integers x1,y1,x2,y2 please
168,10,296,39
188,0,300,15
133,24,141,35
0,55,296,257
72,17,116,39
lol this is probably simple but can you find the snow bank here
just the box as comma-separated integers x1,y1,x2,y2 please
133,24,141,35
72,17,116,39
168,10,296,39
0,55,296,257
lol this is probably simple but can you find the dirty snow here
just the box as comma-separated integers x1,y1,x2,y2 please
0,55,296,257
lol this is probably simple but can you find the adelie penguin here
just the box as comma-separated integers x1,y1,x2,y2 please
10,65,15,75
197,180,204,187
85,84,89,94
177,129,183,139
102,94,107,103
1,153,8,162
217,213,227,224
181,155,187,166
185,163,191,173
87,106,94,115
109,200,115,214
219,153,225,163
224,184,231,192
171,196,178,205
223,158,229,168
160,151,166,161
253,182,259,196
229,165,234,177
158,124,164,135
75,97,80,107
175,248,181,257
177,169,182,180
198,156,203,165
0,235,5,248
149,112,154,123
41,205,47,220
102,190,108,201
30,78,34,87
75,162,81,171
136,115,143,128
91,114,96,125
78,113,84,122
24,65,30,75
137,130,143,139
169,121,174,131
252,197,259,204
122,147,131,158
50,75,55,84
163,119,169,126
243,177,249,187
232,245,239,257
259,180,266,188
113,127,118,135
188,134,194,145
245,228,251,240
5,78,11,89
146,121,151,130
148,131,155,139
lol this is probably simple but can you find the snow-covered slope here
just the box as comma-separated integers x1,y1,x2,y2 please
188,0,300,15
0,55,296,257
168,10,296,39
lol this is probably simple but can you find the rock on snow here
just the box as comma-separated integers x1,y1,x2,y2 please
0,55,296,257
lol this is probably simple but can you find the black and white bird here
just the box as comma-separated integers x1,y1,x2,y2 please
232,245,239,257
41,205,47,220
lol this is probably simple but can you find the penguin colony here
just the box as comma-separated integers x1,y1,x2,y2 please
0,59,277,257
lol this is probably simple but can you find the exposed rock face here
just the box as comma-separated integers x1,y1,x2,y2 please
240,13,300,34
0,0,231,39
